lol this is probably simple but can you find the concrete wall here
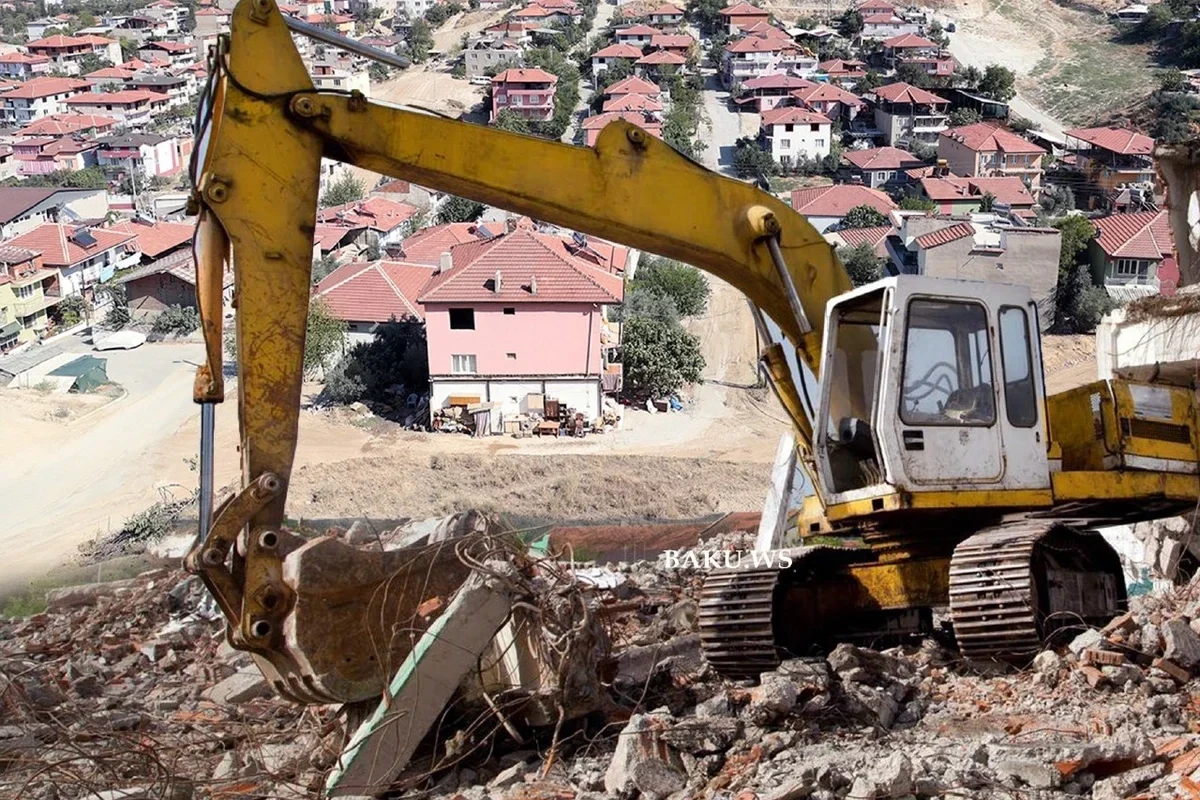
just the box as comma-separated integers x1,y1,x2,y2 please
430,375,603,421
937,136,979,177
126,271,195,316
1096,300,1200,379
425,302,603,377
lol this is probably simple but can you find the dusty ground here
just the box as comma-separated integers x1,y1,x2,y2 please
1041,332,1098,394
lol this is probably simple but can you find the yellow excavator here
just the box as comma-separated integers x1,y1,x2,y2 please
185,0,1200,705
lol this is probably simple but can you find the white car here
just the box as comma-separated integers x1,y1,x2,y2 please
93,330,147,350
469,75,490,86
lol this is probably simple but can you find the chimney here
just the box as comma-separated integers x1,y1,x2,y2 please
505,217,518,233
530,275,538,295
494,269,502,294
438,251,452,272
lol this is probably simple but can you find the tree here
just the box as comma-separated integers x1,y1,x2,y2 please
956,65,982,90
841,204,888,229
925,19,949,47
319,172,365,208
895,62,932,88
687,0,725,33
437,194,485,224
408,19,434,63
978,64,1016,101
1038,184,1075,218
56,294,90,327
1150,88,1200,144
77,53,111,75
616,286,680,325
948,107,982,127
631,257,710,317
425,3,451,25
856,70,883,93
305,298,348,376
596,59,634,91
118,37,139,62
1007,115,1035,134
312,253,340,283
732,138,776,179
1051,214,1109,332
494,108,531,134
621,316,705,397
368,62,390,83
324,321,429,404
1160,69,1187,93
978,191,996,212
898,194,936,211
837,9,863,37
909,141,937,161
96,283,131,330
837,243,884,287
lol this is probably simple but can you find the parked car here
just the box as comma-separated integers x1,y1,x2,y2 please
93,330,147,350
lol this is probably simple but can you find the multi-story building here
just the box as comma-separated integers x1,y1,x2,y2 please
491,68,557,123
465,38,522,79
95,133,183,178
789,81,863,122
819,57,867,87
0,247,59,349
1088,210,1175,293
145,0,191,31
872,82,950,147
84,65,138,89
6,223,137,301
789,184,896,232
0,187,110,240
126,73,193,106
1063,126,1158,203
12,135,99,175
734,73,815,112
138,39,197,67
636,49,688,78
718,1,770,34
16,113,118,139
897,53,955,78
722,34,815,87
759,107,832,167
591,43,643,77
615,24,659,47
918,175,1037,218
64,90,173,127
860,12,919,38
648,3,685,26
26,35,123,75
881,32,938,64
110,15,173,42
938,122,1046,190
0,52,51,81
1,77,91,125
310,64,371,96
840,146,924,189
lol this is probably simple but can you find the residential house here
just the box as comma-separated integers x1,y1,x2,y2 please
417,221,624,422
394,222,494,266
718,2,770,34
591,43,643,77
491,68,557,123
0,147,16,181
0,52,51,81
12,135,99,175
7,223,137,300
615,24,660,47
722,34,815,87
125,73,192,106
138,39,197,66
857,0,898,15
301,13,355,33
649,33,694,56
119,249,233,318
0,246,58,348
734,73,814,112
511,4,576,25
824,224,895,257
581,110,662,146
25,18,56,40
311,64,370,96
85,66,137,89
108,218,194,265
1088,210,1176,294
605,75,661,102
881,32,938,64
790,184,896,232
111,15,172,42
888,215,1061,326
95,133,183,178
0,187,109,239
314,260,432,343
602,92,663,114
146,0,191,30
760,107,831,167
942,87,1011,121
316,196,420,249
1063,126,1157,203
636,49,687,78
860,12,919,39
918,175,1036,218
840,146,924,189
938,122,1046,190
819,58,867,87
63,90,172,127
395,0,436,18
26,35,122,74
16,113,118,139
648,3,685,26
872,82,950,147
465,38,523,79
789,82,862,122
1,78,90,125
899,52,954,78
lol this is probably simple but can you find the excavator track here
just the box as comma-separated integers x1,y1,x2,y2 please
698,566,782,679
949,521,1127,662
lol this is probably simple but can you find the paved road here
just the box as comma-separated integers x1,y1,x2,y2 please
565,0,617,144
700,73,749,177
0,341,204,593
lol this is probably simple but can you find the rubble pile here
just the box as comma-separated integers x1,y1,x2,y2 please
8,534,1200,799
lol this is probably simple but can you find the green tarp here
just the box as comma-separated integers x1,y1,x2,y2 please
48,355,108,393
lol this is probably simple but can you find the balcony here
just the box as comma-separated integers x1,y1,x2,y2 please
9,269,55,289
14,292,60,317
912,116,947,131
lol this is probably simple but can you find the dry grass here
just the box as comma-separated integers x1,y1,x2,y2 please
287,453,773,522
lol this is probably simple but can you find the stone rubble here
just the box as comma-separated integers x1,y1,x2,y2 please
8,533,1200,799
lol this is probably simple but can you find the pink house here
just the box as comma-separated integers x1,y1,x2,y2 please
490,68,557,123
416,220,624,422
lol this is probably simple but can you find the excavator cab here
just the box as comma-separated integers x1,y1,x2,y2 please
812,276,1051,515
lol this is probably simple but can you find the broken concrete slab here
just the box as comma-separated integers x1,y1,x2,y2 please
604,713,686,798
45,579,139,612
202,667,270,705
1162,617,1200,670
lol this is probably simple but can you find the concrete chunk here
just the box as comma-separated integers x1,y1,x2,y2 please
1162,617,1200,670
202,668,270,705
45,579,138,612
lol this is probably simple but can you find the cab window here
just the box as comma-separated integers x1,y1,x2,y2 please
901,299,995,426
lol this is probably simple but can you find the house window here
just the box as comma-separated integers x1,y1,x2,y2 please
506,352,516,359
816,139,825,147
451,354,477,373
503,307,515,315
785,123,793,132
1114,259,1150,278
449,308,475,329
16,284,34,299
811,123,819,132
780,138,790,148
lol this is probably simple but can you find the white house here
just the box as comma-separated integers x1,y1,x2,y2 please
759,106,832,166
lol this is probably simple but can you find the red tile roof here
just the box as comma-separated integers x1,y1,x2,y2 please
592,43,644,59
27,34,114,48
65,90,170,106
4,77,89,99
17,114,117,136
882,32,936,48
512,4,556,16
605,75,660,96
316,197,418,233
108,219,195,259
649,2,684,13
143,39,193,52
85,66,135,79
315,260,432,322
0,52,49,64
790,82,863,108
581,110,663,132
650,33,694,48
789,184,896,217
834,224,895,256
617,23,661,34
1065,126,1155,156
913,222,975,249
873,82,948,105
398,222,493,266
857,0,896,9
725,34,796,53
740,20,792,39
842,146,922,171
7,223,134,267
862,12,904,22
602,93,663,112
313,223,362,252
820,58,866,72
940,122,1045,154
492,67,558,84
417,227,623,305
638,49,686,64
760,106,831,126
719,2,768,15
919,175,1034,206
1093,210,1173,259
741,73,814,91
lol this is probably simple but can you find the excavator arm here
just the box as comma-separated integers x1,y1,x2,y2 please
185,0,850,704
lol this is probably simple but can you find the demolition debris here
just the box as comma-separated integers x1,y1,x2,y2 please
6,522,1200,799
